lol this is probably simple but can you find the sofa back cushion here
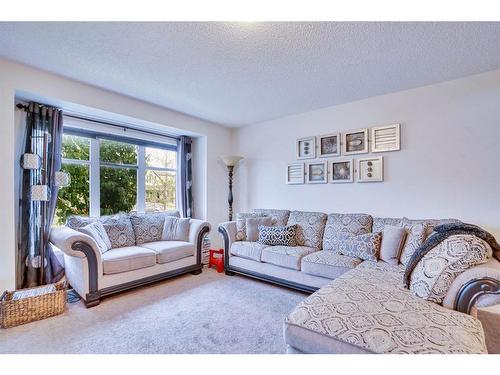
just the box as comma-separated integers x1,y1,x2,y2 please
66,215,97,230
410,234,492,303
100,214,136,248
236,212,267,241
161,217,190,242
252,209,290,227
246,216,273,242
323,213,373,251
287,210,327,249
380,226,407,265
258,225,297,247
130,211,179,245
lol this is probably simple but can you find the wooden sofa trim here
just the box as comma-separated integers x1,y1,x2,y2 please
72,224,209,308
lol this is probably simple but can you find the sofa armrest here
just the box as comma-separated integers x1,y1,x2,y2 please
218,221,236,269
188,219,211,265
49,226,102,306
50,226,102,263
443,258,500,313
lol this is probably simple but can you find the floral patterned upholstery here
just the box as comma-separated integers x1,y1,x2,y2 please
301,251,362,279
410,235,493,304
252,209,290,227
285,266,487,354
287,211,327,249
100,214,136,249
323,213,373,251
261,245,317,270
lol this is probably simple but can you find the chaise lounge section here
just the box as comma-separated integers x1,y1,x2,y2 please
51,210,210,307
218,209,500,353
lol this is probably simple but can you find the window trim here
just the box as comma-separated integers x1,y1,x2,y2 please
61,130,178,217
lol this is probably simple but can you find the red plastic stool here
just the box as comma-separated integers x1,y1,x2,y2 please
208,249,224,273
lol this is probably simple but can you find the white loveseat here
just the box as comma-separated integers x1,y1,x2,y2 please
51,211,210,307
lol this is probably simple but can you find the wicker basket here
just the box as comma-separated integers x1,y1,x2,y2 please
0,282,67,328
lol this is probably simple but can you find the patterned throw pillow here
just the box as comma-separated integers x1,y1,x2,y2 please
161,217,191,242
78,221,112,254
333,232,382,261
236,212,266,241
287,211,327,249
258,225,297,246
245,216,273,242
410,234,492,303
100,214,136,248
66,215,97,230
323,213,373,251
130,212,167,244
399,223,429,266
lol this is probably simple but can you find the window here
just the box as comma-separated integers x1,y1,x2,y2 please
55,132,177,225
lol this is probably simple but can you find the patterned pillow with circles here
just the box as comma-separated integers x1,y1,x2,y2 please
78,221,112,254
235,212,267,241
258,225,297,247
409,234,492,303
333,232,382,261
100,213,136,248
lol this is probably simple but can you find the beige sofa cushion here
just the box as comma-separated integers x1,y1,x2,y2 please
252,209,290,226
102,246,156,275
246,216,273,242
301,251,362,279
78,221,112,254
230,241,268,262
285,265,487,354
236,212,266,241
140,241,194,264
261,245,317,270
323,213,373,251
287,211,327,249
161,217,190,242
380,226,407,265
410,235,492,304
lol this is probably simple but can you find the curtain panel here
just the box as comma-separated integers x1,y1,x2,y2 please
177,136,193,218
18,102,65,288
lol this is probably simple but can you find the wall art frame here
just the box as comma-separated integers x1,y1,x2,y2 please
331,159,354,183
342,128,369,155
306,161,328,184
358,156,384,182
318,133,340,158
286,163,305,185
296,136,316,160
371,123,401,153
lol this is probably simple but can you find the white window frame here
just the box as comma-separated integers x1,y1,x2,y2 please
61,132,178,217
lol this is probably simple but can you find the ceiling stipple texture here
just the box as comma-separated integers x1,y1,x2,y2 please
0,22,499,126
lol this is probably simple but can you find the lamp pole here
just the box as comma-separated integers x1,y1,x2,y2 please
227,165,234,221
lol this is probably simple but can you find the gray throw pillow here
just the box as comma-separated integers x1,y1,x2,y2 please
380,226,407,265
79,221,112,254
100,214,136,248
258,225,297,246
334,232,382,261
246,216,273,242
162,217,190,242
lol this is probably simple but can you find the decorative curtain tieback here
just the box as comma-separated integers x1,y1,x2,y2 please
30,185,51,201
54,171,71,187
21,153,41,170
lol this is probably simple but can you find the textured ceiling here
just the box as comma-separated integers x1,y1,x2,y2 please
0,22,499,127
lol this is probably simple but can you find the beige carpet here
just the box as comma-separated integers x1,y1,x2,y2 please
0,268,307,354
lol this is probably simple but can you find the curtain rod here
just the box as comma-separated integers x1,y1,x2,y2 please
16,103,181,142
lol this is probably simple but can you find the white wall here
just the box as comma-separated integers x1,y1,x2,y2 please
233,70,500,239
0,58,232,291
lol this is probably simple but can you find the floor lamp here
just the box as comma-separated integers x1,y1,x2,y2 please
220,155,243,221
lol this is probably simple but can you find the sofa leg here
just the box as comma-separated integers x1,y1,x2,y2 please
84,292,101,308
191,269,202,275
225,270,235,276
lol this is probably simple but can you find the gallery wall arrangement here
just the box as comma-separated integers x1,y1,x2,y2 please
287,123,400,185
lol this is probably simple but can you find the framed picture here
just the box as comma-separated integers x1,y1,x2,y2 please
331,159,353,183
342,128,368,155
296,136,316,160
358,156,383,182
286,163,305,185
306,161,327,184
318,133,340,158
371,124,401,153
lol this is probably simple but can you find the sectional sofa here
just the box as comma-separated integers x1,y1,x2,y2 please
218,209,500,354
51,210,210,307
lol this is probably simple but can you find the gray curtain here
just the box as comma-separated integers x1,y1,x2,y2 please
18,102,65,288
177,136,193,218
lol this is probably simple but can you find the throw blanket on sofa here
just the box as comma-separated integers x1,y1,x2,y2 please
404,223,500,287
